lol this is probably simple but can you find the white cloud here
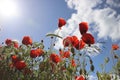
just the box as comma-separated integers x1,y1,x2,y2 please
93,7,120,40
88,75,98,80
54,0,120,50
106,0,120,8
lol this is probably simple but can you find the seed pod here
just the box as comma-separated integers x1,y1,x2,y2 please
90,64,94,72
79,53,82,56
41,40,44,43
83,69,87,75
89,59,93,64
114,54,119,59
79,69,82,75
79,69,87,75
71,47,75,54
51,36,54,39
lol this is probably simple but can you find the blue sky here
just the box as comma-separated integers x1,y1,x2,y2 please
0,0,120,80
0,0,74,42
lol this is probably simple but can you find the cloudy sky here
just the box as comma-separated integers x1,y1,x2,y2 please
0,0,120,80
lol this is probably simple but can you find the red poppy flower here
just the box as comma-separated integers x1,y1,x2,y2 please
72,36,79,46
5,39,12,46
11,55,20,63
112,44,119,50
75,75,85,80
71,59,76,67
13,41,19,48
30,49,38,58
58,18,66,29
59,49,64,58
22,36,32,45
59,49,70,58
81,33,95,44
63,51,70,58
74,40,85,50
79,22,89,35
15,61,26,70
36,48,44,56
63,36,73,47
50,53,61,64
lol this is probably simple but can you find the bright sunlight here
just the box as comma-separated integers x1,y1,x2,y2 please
0,0,19,18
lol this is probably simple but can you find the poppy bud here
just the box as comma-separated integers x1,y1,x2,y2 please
79,22,89,35
58,18,66,29
89,59,93,64
90,64,94,72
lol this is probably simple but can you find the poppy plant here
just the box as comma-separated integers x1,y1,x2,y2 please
63,36,73,47
30,48,44,58
30,49,38,58
112,44,119,50
74,40,85,50
75,75,85,80
71,59,76,67
50,53,61,64
58,18,66,29
60,50,70,58
15,60,26,70
2,18,117,80
36,48,44,56
81,33,95,45
72,36,79,46
79,22,89,35
5,39,12,46
22,36,32,45
11,55,19,63
13,41,19,48
63,51,70,58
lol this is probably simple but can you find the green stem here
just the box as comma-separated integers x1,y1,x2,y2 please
111,50,115,66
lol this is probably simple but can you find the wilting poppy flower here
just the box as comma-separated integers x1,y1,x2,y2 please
74,40,85,50
71,59,76,67
75,75,85,80
5,39,12,46
36,48,44,56
15,61,26,70
22,36,32,45
79,22,89,35
50,53,61,64
112,44,119,50
81,33,95,45
58,18,66,29
30,49,38,58
63,36,73,47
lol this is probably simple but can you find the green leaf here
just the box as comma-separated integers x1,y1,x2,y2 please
46,33,62,39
